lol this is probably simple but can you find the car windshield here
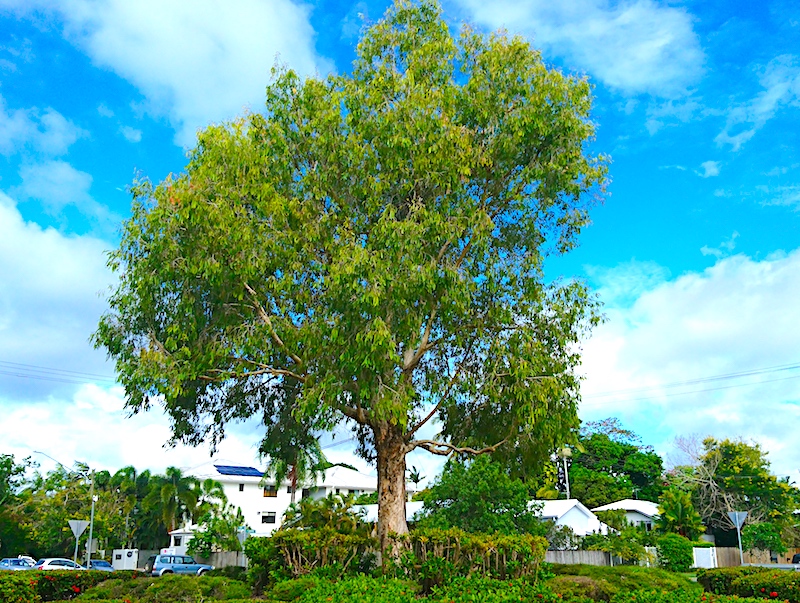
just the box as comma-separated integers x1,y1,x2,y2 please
93,561,111,567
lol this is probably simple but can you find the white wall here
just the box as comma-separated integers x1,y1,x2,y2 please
219,477,294,537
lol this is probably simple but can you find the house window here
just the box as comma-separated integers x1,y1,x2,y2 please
287,486,294,494
262,512,277,524
174,536,182,546
263,485,277,497
335,488,340,494
301,488,311,499
645,522,653,532
239,483,244,492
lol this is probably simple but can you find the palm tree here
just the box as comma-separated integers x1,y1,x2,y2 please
144,467,198,533
657,488,705,540
190,478,227,521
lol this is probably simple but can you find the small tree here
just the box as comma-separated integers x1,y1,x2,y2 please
187,506,246,558
657,488,704,541
656,533,694,572
93,0,607,558
742,522,787,555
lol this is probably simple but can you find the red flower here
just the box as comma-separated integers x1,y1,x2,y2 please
762,589,766,593
771,592,779,598
71,585,80,593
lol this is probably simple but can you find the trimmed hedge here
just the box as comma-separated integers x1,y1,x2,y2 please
697,567,772,594
730,570,800,603
430,576,564,603
297,575,418,603
76,574,251,602
550,565,699,595
656,534,694,573
610,589,766,603
0,570,117,603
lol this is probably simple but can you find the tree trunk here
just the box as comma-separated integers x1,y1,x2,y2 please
374,421,409,563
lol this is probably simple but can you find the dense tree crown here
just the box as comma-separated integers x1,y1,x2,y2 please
94,0,607,552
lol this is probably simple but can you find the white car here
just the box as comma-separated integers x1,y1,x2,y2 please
34,558,85,570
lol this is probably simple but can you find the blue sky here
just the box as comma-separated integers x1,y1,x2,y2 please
0,0,798,486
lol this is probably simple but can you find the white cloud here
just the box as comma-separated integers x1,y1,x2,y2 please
119,125,142,143
700,231,739,258
20,0,331,147
455,0,704,97
698,160,720,178
716,55,800,151
580,250,800,478
0,95,86,156
0,192,114,401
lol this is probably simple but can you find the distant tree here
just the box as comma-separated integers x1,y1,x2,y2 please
569,419,665,508
418,456,541,535
742,522,787,555
187,505,246,558
669,437,797,533
656,488,704,541
0,454,34,556
93,0,607,558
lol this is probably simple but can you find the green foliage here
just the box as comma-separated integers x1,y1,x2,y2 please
77,574,251,602
585,526,651,564
270,576,321,601
568,420,664,508
549,575,616,602
696,567,772,595
0,571,37,603
205,566,248,581
657,489,704,541
550,565,699,595
611,590,764,603
281,494,370,536
595,510,629,533
730,570,800,602
430,576,561,603
655,533,694,573
418,456,541,535
297,575,418,603
742,522,787,555
93,0,607,554
0,570,112,602
187,506,245,558
390,528,548,586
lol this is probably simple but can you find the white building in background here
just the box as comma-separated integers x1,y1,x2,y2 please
533,499,608,537
189,462,378,537
591,499,660,531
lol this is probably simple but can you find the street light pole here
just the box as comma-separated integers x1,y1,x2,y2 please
85,470,96,567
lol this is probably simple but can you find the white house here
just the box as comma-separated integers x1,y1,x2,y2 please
357,500,426,524
591,499,660,531
533,499,608,536
189,462,378,537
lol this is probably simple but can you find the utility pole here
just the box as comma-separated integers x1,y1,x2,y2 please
85,470,96,567
559,447,572,499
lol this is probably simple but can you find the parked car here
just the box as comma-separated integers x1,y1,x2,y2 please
85,559,115,572
34,558,85,571
17,555,36,566
0,558,32,571
144,554,213,577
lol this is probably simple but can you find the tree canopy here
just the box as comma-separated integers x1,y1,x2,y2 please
94,0,607,554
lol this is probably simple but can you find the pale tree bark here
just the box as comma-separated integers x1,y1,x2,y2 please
374,421,410,559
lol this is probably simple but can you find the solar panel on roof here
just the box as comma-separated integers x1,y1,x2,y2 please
214,465,264,477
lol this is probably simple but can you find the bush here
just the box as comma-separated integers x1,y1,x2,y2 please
270,576,321,601
206,566,248,581
76,574,251,602
656,534,694,572
697,567,771,594
430,576,563,603
297,575,418,603
0,570,114,603
0,571,38,603
731,570,800,603
610,589,764,603
549,575,616,602
550,564,698,595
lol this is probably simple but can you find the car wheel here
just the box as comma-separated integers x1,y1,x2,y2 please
198,569,207,576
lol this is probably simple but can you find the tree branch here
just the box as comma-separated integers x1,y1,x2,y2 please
243,282,303,366
409,438,508,457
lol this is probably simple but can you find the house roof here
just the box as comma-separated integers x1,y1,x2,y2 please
316,466,377,491
189,460,377,490
592,499,660,518
533,498,593,520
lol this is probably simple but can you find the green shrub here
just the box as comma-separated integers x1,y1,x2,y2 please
297,575,418,603
696,567,771,594
206,566,248,581
656,534,694,572
430,576,563,603
76,574,251,602
270,577,321,601
550,564,698,594
0,571,38,603
610,589,764,603
0,570,113,602
549,575,616,602
731,570,800,603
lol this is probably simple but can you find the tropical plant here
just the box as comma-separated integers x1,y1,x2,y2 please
657,488,705,540
742,521,787,555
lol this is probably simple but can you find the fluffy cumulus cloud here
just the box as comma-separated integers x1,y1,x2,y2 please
14,0,331,147
579,250,800,477
0,94,86,156
716,54,800,151
455,0,704,97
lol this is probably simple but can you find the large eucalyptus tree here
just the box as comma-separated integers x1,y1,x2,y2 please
94,0,607,556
